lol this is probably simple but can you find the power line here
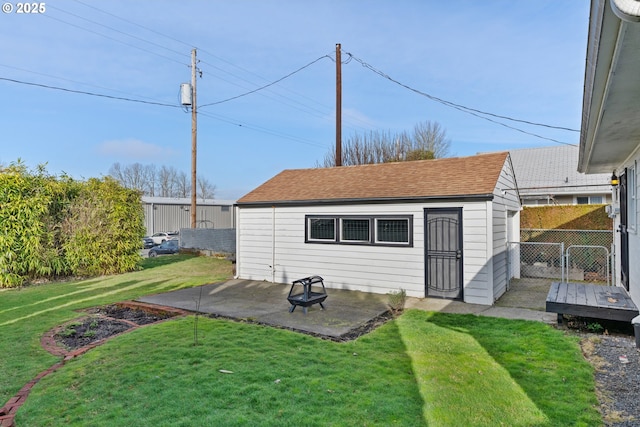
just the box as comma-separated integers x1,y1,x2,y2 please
63,2,372,134
199,55,332,107
197,110,327,148
0,77,181,108
1,75,328,149
71,0,193,50
344,51,579,145
0,63,170,104
48,4,189,61
68,2,334,115
42,13,188,67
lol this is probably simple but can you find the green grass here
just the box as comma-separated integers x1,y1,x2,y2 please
1,259,602,426
0,255,233,406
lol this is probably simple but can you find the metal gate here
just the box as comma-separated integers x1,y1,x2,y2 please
508,241,613,286
425,208,462,299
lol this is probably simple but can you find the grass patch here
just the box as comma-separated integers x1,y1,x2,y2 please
14,311,600,426
0,255,233,405
18,316,424,426
399,311,600,426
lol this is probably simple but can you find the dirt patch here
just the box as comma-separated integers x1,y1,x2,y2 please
52,303,184,352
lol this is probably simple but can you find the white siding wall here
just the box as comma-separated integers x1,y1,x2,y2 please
618,152,640,308
237,200,495,304
491,157,522,301
461,202,493,305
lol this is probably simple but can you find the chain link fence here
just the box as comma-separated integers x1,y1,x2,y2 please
508,229,614,285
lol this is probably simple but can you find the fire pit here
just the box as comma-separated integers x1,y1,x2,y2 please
287,275,327,314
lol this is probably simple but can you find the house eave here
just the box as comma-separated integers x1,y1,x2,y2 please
580,0,640,174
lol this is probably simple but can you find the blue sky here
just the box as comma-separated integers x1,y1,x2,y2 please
1,1,590,200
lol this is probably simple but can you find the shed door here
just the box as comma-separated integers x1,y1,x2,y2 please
425,208,463,299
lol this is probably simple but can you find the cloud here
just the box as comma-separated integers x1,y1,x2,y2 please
96,138,177,161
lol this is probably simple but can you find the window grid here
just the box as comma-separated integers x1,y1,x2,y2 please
308,218,336,241
376,219,409,244
305,215,412,247
341,219,370,242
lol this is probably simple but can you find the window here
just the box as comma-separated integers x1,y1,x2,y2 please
341,218,370,242
305,215,412,246
221,205,230,212
308,218,336,241
577,196,604,205
376,218,410,244
590,196,603,204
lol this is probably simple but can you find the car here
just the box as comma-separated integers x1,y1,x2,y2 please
142,237,155,249
149,231,179,245
148,239,179,257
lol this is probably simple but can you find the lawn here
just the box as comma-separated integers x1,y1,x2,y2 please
0,255,233,407
1,256,602,426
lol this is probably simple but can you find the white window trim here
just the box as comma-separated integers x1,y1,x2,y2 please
374,217,411,245
307,217,337,242
305,214,413,247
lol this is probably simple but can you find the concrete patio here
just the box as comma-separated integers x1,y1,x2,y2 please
137,278,556,339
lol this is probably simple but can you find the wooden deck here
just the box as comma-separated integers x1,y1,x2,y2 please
546,282,639,323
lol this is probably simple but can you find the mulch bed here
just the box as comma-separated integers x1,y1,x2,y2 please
563,316,640,427
50,303,185,352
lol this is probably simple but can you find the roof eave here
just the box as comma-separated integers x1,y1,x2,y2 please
580,0,640,173
237,193,495,208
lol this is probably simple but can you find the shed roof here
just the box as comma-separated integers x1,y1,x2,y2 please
238,152,509,205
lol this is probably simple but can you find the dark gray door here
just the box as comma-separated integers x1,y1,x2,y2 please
620,170,630,291
425,208,463,299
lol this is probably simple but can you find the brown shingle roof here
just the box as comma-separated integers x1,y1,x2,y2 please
237,152,509,204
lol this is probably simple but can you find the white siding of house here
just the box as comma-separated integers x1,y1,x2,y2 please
237,200,496,303
616,152,640,308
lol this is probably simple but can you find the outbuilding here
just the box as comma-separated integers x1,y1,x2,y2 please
235,152,520,305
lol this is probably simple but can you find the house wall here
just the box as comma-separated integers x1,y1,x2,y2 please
615,152,640,307
237,200,497,305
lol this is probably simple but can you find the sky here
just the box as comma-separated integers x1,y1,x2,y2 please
1,1,590,200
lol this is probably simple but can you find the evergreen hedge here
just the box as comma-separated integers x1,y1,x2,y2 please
0,162,145,287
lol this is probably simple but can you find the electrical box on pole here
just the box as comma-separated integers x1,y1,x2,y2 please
180,83,192,106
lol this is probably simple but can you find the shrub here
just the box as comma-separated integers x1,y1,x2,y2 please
0,163,145,287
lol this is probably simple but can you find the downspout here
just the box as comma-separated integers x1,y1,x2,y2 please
234,205,240,279
272,206,276,283
151,202,155,234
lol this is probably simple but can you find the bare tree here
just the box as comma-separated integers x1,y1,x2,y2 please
157,165,178,197
197,176,216,200
412,121,450,158
175,171,190,198
109,163,216,199
319,120,451,167
142,164,157,196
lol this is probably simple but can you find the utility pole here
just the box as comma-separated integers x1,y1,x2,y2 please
335,43,342,167
190,48,198,228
